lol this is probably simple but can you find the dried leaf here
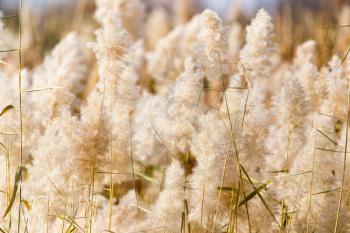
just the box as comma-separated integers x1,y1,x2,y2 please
0,105,14,117
238,179,271,207
217,186,238,192
135,171,157,183
65,224,76,233
21,199,31,211
2,165,25,218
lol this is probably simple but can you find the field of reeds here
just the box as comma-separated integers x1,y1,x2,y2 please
2,0,350,232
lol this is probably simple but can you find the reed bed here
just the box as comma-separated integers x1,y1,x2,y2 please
1,1,350,232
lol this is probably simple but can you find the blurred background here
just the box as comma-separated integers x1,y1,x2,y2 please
1,0,350,68
1,0,348,16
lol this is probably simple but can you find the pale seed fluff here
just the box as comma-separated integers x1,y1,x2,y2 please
114,0,146,38
146,25,184,87
294,43,325,112
133,57,203,164
95,0,145,38
146,160,185,232
108,63,141,184
92,190,141,232
196,9,228,81
263,75,314,233
23,10,141,231
293,40,317,68
23,78,111,232
3,4,350,233
156,57,203,153
91,9,142,187
23,112,82,233
180,15,200,58
30,32,86,127
283,74,349,232
0,70,34,230
90,10,138,107
189,110,235,231
321,55,348,120
132,93,169,165
240,95,270,173
90,11,131,64
288,116,349,233
219,73,245,120
94,0,115,23
239,8,275,82
265,73,311,172
231,9,277,175
0,31,87,231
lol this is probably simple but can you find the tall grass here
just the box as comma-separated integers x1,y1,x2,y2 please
1,1,350,233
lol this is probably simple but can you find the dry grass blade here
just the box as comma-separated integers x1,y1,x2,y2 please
21,199,31,212
313,188,342,195
341,46,350,64
0,142,8,152
319,112,342,120
322,24,350,29
56,214,83,233
0,105,14,117
24,86,64,93
217,186,238,192
0,224,8,233
238,179,271,208
280,201,288,231
316,129,339,146
184,199,191,233
267,169,289,174
314,147,348,153
2,165,25,218
65,223,76,233
240,164,280,228
134,171,157,183
0,49,19,53
0,15,18,20
180,212,185,233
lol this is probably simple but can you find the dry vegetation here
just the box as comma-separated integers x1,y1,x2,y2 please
1,0,350,232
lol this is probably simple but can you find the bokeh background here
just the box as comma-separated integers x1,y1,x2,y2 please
1,0,350,68
0,0,348,16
